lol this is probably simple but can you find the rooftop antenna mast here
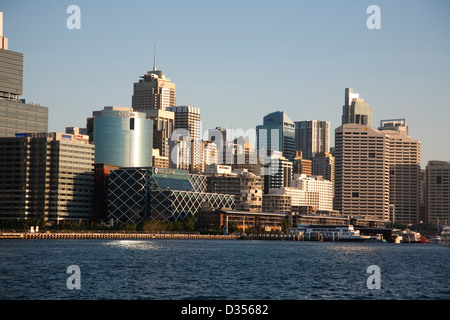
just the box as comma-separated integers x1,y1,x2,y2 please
153,44,156,71
405,104,407,126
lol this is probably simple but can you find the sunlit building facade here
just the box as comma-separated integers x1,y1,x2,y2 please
341,88,372,127
256,111,296,162
132,69,176,111
0,13,48,137
0,132,94,222
334,124,390,220
89,106,153,167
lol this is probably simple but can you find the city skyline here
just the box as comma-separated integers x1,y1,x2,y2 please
1,0,449,167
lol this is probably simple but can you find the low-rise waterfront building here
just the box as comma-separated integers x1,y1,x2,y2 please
107,167,234,224
196,208,288,233
262,194,291,213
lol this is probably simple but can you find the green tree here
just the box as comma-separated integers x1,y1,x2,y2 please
181,214,195,231
171,220,183,231
281,219,292,234
227,221,239,234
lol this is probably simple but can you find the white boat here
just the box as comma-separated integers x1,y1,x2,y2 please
428,235,441,244
400,229,422,243
441,227,450,247
290,224,371,242
366,234,388,243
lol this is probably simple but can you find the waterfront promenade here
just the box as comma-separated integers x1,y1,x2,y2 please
0,231,305,241
0,231,238,240
0,231,361,241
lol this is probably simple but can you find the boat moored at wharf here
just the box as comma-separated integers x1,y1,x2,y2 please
289,224,373,242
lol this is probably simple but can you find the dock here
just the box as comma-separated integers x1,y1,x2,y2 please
239,233,302,241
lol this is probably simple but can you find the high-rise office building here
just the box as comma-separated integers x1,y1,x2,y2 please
292,151,312,176
0,132,94,222
207,128,261,175
167,106,202,173
312,152,335,184
229,137,261,176
131,64,176,111
294,120,330,160
425,161,450,225
208,127,228,165
88,106,153,167
379,120,421,224
256,111,296,162
262,152,293,194
0,12,8,50
379,119,408,135
145,109,174,161
0,12,48,137
202,140,219,171
334,124,390,220
419,169,426,222
341,88,372,127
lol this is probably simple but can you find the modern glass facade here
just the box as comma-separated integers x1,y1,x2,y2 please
342,88,372,127
256,111,295,162
92,107,153,167
262,154,293,194
108,167,234,224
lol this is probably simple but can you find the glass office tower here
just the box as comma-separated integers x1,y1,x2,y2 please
341,88,372,127
91,106,153,167
256,111,296,162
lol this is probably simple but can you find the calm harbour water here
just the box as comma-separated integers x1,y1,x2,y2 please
0,239,448,300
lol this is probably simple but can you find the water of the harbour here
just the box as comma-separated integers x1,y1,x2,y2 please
0,239,448,300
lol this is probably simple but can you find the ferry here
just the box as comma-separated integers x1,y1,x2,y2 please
441,227,450,247
399,229,422,243
289,224,371,242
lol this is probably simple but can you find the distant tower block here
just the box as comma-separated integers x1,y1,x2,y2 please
0,12,8,50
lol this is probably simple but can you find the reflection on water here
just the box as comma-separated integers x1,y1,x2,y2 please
0,240,448,300
328,243,382,255
104,240,161,251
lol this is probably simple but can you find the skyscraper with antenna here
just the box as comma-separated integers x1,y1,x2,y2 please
132,45,176,111
131,45,176,164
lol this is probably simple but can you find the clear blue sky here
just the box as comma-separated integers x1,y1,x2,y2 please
2,0,450,167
